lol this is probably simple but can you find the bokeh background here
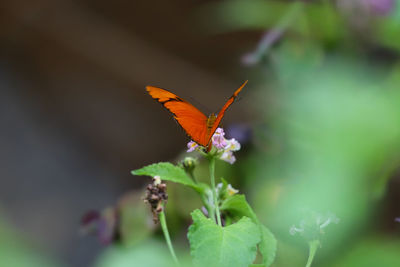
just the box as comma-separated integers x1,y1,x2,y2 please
1,0,400,266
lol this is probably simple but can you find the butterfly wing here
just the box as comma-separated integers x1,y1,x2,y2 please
207,80,248,144
146,86,210,146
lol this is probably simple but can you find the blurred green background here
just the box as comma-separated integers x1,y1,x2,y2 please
1,0,400,266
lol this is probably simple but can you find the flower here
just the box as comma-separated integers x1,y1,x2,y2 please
220,151,236,164
212,128,228,149
290,210,340,241
395,217,400,223
187,141,199,152
225,138,241,152
212,128,241,164
227,184,239,196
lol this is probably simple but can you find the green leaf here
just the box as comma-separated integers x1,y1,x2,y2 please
221,195,277,266
188,210,260,267
131,162,204,192
220,195,258,222
259,226,277,267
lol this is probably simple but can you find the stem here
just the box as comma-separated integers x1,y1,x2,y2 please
209,156,222,226
200,194,214,221
188,171,198,184
305,240,320,267
159,210,180,266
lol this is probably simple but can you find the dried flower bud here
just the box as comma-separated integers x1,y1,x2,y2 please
144,176,168,224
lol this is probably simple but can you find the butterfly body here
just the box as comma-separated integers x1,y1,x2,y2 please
206,114,217,130
146,81,247,149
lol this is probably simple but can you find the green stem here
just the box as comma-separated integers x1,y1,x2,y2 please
200,194,214,221
188,171,198,184
209,156,222,226
159,210,180,266
305,240,320,267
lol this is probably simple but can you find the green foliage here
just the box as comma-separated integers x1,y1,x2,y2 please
118,193,154,246
376,3,400,51
188,209,260,267
258,226,277,267
221,195,277,266
333,237,400,267
95,241,176,267
203,0,347,43
132,162,205,193
0,219,61,267
221,194,258,222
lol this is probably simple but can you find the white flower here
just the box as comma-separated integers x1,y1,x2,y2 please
220,151,236,164
227,184,239,195
225,138,241,152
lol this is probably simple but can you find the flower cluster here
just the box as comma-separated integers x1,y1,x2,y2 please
187,128,241,164
290,211,340,241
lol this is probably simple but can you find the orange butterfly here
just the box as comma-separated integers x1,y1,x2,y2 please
146,81,247,149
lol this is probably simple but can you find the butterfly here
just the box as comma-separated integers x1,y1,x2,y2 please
146,81,247,150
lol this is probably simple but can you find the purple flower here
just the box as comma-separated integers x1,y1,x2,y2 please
187,141,199,152
395,217,400,223
212,130,228,150
212,128,241,164
368,0,394,16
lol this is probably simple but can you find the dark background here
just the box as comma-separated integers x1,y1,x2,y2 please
0,1,255,266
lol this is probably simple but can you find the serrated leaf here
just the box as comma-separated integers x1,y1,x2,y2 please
221,195,277,266
188,209,260,267
131,162,204,192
